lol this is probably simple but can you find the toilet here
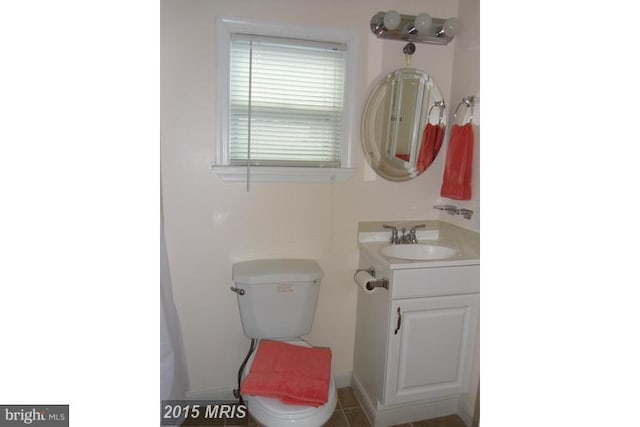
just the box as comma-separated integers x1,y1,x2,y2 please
232,259,337,427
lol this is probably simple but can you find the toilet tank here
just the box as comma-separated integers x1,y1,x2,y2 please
232,259,323,340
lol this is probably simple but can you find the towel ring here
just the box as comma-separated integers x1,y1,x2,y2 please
453,96,477,126
427,100,445,126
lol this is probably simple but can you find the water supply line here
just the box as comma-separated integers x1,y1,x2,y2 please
234,338,257,404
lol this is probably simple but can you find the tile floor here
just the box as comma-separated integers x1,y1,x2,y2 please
247,387,468,427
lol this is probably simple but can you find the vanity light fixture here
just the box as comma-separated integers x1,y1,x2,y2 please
370,10,459,47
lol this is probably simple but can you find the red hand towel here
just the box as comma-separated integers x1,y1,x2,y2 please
440,123,474,200
241,340,332,407
416,123,445,174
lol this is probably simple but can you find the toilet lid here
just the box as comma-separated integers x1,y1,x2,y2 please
243,339,337,424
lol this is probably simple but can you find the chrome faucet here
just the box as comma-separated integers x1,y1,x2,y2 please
383,224,425,244
400,227,410,244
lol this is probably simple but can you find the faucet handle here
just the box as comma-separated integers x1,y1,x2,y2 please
383,224,399,244
408,224,425,243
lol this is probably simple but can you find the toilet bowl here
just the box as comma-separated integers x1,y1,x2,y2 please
242,339,337,427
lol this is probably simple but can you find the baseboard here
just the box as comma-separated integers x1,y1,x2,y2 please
352,373,461,427
334,371,352,389
457,398,474,427
375,397,459,427
351,374,377,425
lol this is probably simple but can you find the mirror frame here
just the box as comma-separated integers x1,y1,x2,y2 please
361,68,446,182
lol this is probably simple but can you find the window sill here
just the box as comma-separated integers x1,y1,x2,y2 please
212,165,357,183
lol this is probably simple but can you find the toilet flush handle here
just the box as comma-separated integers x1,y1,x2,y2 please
230,286,245,296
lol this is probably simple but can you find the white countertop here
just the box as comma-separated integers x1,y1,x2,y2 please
358,220,480,270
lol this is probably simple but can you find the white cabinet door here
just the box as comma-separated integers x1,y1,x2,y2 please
383,294,479,405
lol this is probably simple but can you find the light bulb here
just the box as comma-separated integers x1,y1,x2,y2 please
383,10,401,30
414,13,432,33
443,17,459,36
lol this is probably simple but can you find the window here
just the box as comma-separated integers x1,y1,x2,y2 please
230,35,345,168
214,18,358,183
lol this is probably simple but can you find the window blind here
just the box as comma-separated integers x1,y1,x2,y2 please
229,34,346,167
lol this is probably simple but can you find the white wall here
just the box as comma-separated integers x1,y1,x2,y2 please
438,0,480,232
161,0,461,394
446,0,480,421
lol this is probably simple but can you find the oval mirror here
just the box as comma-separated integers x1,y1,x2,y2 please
361,68,447,181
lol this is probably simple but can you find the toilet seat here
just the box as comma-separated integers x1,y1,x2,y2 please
242,339,337,427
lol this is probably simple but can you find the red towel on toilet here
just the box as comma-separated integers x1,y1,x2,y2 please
440,123,474,200
241,340,332,406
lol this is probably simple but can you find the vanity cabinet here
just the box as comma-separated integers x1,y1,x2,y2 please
385,293,479,405
354,221,480,425
353,255,480,410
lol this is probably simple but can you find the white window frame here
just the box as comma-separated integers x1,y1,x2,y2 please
213,17,359,183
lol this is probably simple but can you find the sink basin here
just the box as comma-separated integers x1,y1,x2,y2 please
380,244,458,260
